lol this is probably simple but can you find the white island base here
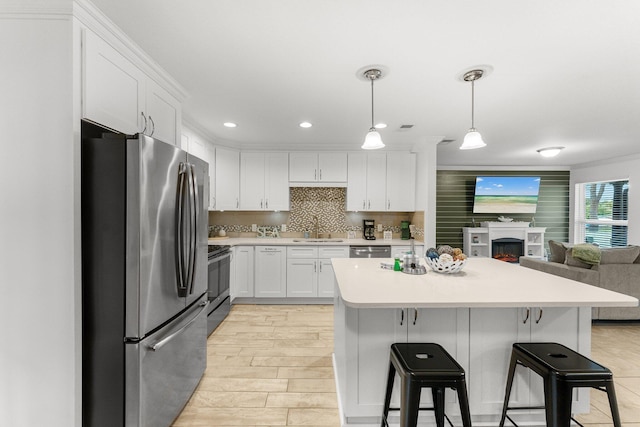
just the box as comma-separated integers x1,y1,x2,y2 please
331,258,638,427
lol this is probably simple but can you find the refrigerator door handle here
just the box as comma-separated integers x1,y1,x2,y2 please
175,162,189,297
148,300,209,351
186,163,199,295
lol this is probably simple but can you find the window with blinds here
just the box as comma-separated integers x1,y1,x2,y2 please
575,179,629,248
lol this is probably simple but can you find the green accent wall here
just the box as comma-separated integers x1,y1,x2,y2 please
436,170,570,254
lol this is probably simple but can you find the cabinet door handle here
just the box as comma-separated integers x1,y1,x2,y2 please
523,307,530,324
140,112,148,134
265,199,268,209
413,308,418,325
148,115,155,136
319,262,322,273
260,199,263,209
400,309,405,326
535,307,544,324
314,169,317,180
236,198,239,208
388,200,391,210
368,200,371,209
319,169,322,180
363,200,366,210
314,261,317,273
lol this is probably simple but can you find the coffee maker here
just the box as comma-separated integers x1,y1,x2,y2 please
363,219,376,240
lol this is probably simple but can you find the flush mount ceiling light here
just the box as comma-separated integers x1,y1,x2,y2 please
223,122,237,128
537,146,565,157
460,69,487,150
361,68,385,150
299,121,313,128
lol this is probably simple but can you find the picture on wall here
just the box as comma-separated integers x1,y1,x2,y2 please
473,176,541,213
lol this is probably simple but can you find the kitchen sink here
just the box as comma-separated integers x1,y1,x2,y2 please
292,239,344,243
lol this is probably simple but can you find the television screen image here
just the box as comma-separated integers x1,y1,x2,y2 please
473,176,541,214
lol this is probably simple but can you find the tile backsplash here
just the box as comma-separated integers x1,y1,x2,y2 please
209,187,423,239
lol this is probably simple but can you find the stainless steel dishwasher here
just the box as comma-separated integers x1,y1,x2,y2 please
349,245,392,258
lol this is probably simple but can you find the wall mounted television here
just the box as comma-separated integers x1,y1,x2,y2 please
473,176,541,214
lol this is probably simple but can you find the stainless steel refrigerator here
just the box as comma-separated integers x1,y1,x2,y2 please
81,128,209,427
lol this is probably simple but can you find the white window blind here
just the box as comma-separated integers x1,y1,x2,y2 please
575,179,629,248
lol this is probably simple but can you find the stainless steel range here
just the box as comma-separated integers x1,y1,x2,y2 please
207,244,231,334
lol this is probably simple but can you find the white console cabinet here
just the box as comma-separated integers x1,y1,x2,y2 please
463,223,545,259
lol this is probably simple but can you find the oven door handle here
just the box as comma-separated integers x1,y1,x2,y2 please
209,251,232,263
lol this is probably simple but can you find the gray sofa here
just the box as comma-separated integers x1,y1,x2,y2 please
519,242,640,320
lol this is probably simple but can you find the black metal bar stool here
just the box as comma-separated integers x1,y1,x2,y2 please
499,342,622,427
381,343,472,427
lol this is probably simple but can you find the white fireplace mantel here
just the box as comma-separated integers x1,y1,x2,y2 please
463,223,546,259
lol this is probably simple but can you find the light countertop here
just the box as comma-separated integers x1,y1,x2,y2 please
332,257,639,309
207,237,423,247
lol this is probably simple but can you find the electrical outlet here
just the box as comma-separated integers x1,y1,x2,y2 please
281,224,287,232
377,224,383,232
251,224,257,232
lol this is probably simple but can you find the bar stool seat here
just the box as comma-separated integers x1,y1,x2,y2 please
499,342,621,427
381,343,472,427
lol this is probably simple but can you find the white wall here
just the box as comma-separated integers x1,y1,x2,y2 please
414,140,437,247
570,154,640,245
0,9,80,427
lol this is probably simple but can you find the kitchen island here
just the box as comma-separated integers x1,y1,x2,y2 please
332,257,638,426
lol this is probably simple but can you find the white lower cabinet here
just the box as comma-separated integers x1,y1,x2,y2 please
286,246,348,297
468,307,589,419
254,246,287,298
336,304,468,420
231,246,254,299
334,301,590,424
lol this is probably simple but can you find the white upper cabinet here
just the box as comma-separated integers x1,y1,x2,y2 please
83,30,181,144
215,147,240,210
347,152,386,211
145,79,181,145
289,152,347,183
346,152,415,212
386,152,416,211
206,144,216,211
83,30,145,135
240,152,289,211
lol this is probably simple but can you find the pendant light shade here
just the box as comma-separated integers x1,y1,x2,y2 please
363,127,384,150
361,68,385,150
460,69,487,150
461,129,486,150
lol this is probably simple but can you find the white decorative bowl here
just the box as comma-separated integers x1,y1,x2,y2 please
425,257,467,274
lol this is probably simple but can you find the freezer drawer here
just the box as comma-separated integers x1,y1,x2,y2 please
125,297,208,427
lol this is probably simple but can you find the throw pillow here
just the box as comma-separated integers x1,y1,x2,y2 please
600,246,640,264
548,240,568,263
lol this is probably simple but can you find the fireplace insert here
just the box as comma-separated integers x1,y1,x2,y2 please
492,238,524,263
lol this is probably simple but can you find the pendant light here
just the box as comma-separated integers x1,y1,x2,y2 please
361,69,385,150
460,69,487,150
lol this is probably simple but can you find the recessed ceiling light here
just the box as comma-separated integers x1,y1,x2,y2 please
375,123,387,129
537,146,565,157
223,122,237,128
299,122,312,128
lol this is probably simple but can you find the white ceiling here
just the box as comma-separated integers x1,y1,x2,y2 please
90,0,640,167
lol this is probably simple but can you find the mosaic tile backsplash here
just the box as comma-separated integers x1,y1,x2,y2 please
208,187,423,238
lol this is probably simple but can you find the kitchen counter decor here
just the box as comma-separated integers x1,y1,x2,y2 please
425,245,467,273
425,256,466,274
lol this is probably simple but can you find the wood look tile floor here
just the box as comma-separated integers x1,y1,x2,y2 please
173,305,640,427
172,304,340,427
